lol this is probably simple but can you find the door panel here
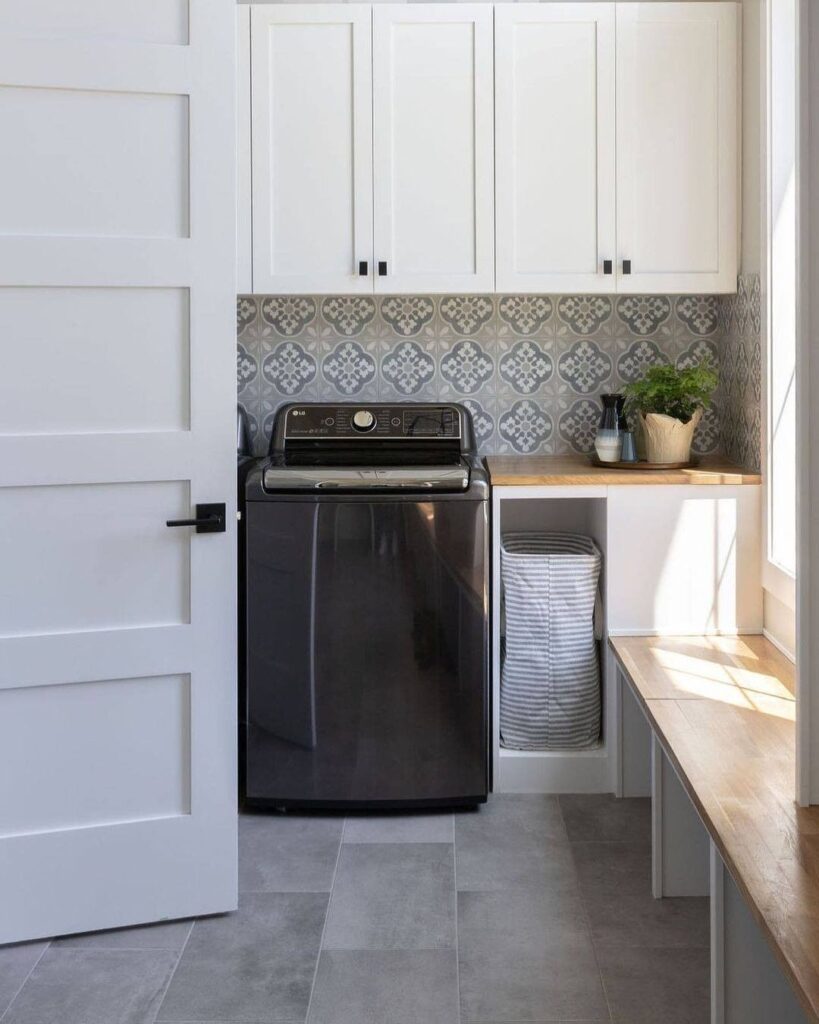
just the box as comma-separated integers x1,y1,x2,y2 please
0,674,190,836
0,287,189,435
0,86,189,238
0,0,237,944
495,4,615,294
251,5,373,294
373,5,494,294
616,2,738,293
0,0,189,45
0,481,190,637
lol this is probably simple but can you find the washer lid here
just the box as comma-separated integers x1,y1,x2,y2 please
262,463,470,492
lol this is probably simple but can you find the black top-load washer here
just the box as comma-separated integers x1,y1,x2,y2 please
242,402,490,810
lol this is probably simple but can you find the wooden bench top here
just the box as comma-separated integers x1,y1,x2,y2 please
609,635,819,1023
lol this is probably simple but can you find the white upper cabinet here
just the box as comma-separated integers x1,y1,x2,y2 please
250,5,373,294
495,4,616,294
243,2,739,296
372,5,495,294
616,3,739,293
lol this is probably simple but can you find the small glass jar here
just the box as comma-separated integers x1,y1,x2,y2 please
594,393,625,462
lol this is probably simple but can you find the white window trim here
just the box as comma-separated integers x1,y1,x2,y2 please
762,0,797,613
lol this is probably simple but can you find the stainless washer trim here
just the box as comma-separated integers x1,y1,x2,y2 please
262,465,470,492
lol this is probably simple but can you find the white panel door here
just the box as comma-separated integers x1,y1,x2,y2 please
251,5,373,295
616,2,738,293
0,0,237,943
495,4,616,294
372,4,494,294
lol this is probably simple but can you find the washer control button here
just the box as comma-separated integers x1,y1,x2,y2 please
352,409,376,432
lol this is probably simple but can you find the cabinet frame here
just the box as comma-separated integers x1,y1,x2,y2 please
372,4,495,294
250,4,374,295
615,2,740,293
495,3,616,294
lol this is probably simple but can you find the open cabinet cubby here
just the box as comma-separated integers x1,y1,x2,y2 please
492,490,612,793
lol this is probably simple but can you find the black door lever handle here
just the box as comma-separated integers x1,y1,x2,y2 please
167,502,226,534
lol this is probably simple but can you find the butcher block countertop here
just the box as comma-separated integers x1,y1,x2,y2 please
485,454,762,487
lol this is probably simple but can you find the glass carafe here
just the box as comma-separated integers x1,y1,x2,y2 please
594,393,624,463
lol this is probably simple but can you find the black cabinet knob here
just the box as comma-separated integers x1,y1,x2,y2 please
603,259,613,275
378,261,387,276
622,259,632,275
358,260,368,277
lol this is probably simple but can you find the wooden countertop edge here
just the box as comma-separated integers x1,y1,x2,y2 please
609,641,819,1024
485,457,761,487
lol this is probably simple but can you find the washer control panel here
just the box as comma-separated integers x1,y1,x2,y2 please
284,405,461,440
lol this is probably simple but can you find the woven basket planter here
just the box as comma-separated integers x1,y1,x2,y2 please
640,408,702,464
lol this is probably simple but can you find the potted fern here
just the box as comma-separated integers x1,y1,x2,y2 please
624,360,718,464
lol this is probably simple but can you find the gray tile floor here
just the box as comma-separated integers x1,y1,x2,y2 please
0,795,709,1023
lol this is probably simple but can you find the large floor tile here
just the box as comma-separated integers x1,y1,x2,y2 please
597,945,709,1023
53,920,191,951
0,943,48,1016
4,949,178,1024
323,843,455,950
460,945,610,1022
456,795,568,845
458,890,609,1023
307,949,458,1024
458,889,594,959
343,813,454,844
156,893,327,1022
239,813,343,893
571,842,709,948
559,794,651,844
455,796,575,894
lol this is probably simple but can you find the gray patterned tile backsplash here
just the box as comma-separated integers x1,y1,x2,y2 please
237,291,734,459
719,273,762,472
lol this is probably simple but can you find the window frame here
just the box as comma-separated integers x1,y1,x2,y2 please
763,0,797,613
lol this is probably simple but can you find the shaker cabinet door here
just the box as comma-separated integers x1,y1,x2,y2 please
615,2,738,293
250,5,373,294
372,4,495,294
495,4,616,294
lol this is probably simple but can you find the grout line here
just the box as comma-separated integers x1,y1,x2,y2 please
555,797,615,1024
152,919,195,1024
303,817,345,1024
0,940,50,1023
452,813,462,1024
29,946,187,955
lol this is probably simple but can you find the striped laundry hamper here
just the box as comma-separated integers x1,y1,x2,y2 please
500,532,602,750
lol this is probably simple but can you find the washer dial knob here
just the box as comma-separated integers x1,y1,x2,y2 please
352,409,376,432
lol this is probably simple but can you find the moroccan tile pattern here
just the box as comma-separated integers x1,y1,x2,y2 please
718,274,762,472
238,292,726,458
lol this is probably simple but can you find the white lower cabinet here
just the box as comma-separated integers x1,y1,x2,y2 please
243,2,739,295
492,483,762,795
607,485,762,635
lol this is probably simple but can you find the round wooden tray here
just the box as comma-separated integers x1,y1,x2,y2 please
589,455,699,471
